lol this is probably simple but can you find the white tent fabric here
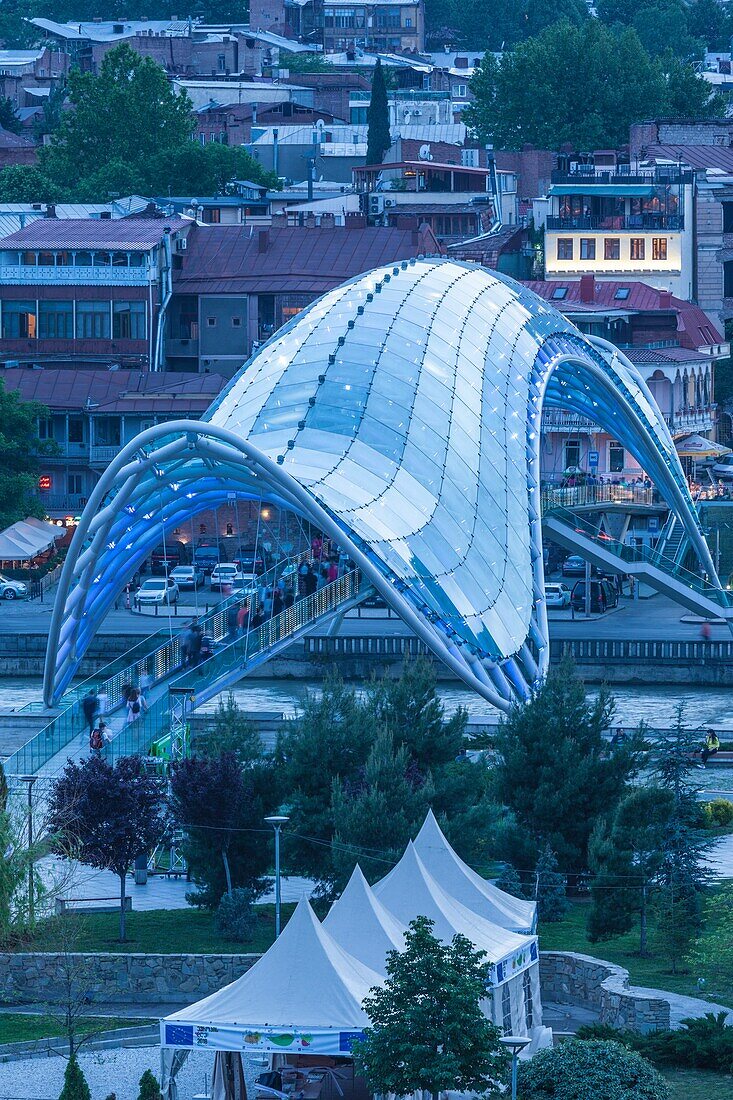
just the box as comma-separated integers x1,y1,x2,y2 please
161,898,383,1055
0,517,59,561
413,810,536,933
372,843,538,986
323,865,406,974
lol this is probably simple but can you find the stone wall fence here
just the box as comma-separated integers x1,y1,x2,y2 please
540,950,669,1033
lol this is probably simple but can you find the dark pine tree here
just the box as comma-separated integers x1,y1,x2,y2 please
366,59,391,165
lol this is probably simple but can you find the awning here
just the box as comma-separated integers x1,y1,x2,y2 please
0,518,60,561
548,184,656,197
675,433,730,458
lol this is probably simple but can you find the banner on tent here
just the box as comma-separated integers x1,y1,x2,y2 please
492,939,538,986
161,1022,365,1055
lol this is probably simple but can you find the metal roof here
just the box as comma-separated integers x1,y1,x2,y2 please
548,183,656,197
0,218,188,249
643,144,733,174
0,368,225,412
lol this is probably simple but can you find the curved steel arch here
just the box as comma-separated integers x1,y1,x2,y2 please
44,260,720,709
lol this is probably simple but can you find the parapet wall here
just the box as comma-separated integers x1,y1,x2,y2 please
540,950,669,1033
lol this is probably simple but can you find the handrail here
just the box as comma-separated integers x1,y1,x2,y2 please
540,484,659,510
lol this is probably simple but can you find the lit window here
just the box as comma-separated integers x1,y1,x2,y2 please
630,238,645,261
652,238,668,260
604,238,620,260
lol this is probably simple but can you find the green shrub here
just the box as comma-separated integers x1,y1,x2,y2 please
639,1013,733,1074
703,798,733,828
575,1023,634,1047
59,1054,91,1100
214,887,256,942
517,1039,670,1100
137,1069,162,1100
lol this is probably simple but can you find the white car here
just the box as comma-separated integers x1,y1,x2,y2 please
170,565,204,590
0,574,28,600
712,454,733,481
135,577,179,605
209,563,245,590
544,582,571,609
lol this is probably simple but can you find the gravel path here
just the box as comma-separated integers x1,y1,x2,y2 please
0,1045,246,1100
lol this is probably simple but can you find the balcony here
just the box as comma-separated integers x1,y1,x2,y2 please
664,407,716,433
38,493,89,514
551,168,692,186
0,265,150,286
546,215,684,232
89,444,123,466
541,408,598,432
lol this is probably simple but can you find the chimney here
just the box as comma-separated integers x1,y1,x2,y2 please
320,211,335,227
270,211,287,227
304,212,316,228
44,204,57,218
258,228,269,252
579,273,594,303
659,289,672,309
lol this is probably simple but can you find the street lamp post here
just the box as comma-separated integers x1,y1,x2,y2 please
264,815,290,937
20,776,38,926
499,1035,531,1100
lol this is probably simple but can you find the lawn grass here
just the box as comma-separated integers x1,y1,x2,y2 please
539,898,720,1000
10,903,295,955
662,1067,733,1099
0,1013,154,1045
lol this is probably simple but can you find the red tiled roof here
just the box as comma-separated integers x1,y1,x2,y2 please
174,224,441,295
0,218,189,249
0,127,36,150
0,368,225,412
523,279,723,349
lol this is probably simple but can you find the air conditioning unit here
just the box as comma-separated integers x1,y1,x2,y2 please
177,237,188,251
368,194,385,215
384,198,397,208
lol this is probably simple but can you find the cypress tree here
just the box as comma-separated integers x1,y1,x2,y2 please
366,59,391,165
59,1054,91,1100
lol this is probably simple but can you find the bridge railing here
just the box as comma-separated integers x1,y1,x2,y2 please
541,485,659,511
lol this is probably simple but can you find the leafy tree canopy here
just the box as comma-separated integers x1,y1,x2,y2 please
354,916,509,1099
0,379,55,529
0,165,66,204
465,20,722,150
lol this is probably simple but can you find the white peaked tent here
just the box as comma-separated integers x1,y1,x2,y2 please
373,843,542,1038
324,865,406,974
160,898,383,1058
414,810,537,933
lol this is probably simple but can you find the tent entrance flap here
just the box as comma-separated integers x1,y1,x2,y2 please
160,1022,364,1055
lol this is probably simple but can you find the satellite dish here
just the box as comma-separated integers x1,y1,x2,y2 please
418,143,432,161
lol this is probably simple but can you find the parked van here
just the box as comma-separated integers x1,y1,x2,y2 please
570,579,618,614
194,543,221,575
150,541,189,575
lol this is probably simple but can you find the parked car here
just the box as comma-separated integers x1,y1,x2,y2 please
0,574,28,600
134,577,179,606
544,582,571,609
235,551,267,578
150,540,189,575
561,555,600,578
209,563,244,590
712,454,733,481
170,565,204,590
194,544,221,575
570,579,618,614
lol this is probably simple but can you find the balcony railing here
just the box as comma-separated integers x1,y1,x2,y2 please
0,265,150,285
541,484,660,510
546,214,684,232
664,407,716,432
38,493,89,513
551,168,692,185
89,443,124,465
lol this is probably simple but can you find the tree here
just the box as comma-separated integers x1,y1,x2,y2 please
58,1053,92,1100
203,693,263,763
41,44,195,192
137,1069,163,1100
534,842,567,923
0,96,22,134
0,379,57,529
47,756,165,941
331,729,431,888
0,165,66,204
517,1039,670,1100
633,3,702,58
354,916,508,1100
147,141,278,196
465,20,719,150
170,743,275,906
687,884,733,999
494,659,640,875
366,59,391,165
687,0,731,50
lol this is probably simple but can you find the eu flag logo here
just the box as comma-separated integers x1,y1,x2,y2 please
165,1024,194,1046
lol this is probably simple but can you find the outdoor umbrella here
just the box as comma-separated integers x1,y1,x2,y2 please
675,433,730,458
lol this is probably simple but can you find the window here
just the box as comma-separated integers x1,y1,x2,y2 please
523,971,534,1031
614,287,630,300
630,238,645,260
38,251,54,266
76,300,110,339
38,417,53,440
75,251,93,266
1,300,35,338
67,473,82,495
405,16,412,25
564,439,581,469
202,208,221,224
39,300,73,339
580,238,595,260
556,238,573,260
455,83,467,98
232,316,242,327
113,301,146,340
501,983,512,1034
111,252,129,267
609,440,625,472
207,317,217,326
604,238,620,260
217,52,226,70
652,237,668,260
21,251,36,266
724,202,733,234
67,416,84,444
551,286,568,300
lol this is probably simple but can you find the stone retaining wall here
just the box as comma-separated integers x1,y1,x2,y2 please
1,952,259,1006
540,951,670,1033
